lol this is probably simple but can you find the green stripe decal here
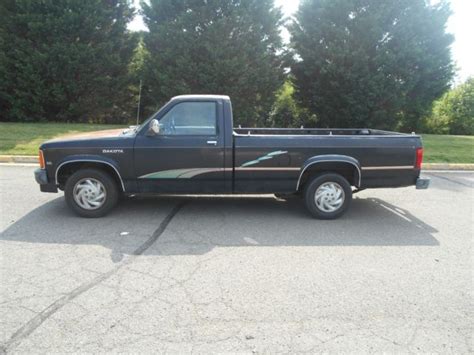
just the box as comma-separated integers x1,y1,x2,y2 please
240,150,288,167
139,169,197,179
140,150,290,179
139,168,224,179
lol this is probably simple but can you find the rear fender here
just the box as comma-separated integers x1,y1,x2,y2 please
297,155,361,190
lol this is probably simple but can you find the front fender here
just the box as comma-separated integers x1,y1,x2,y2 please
54,155,125,191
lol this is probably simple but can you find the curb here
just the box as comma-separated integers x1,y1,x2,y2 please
0,155,38,164
0,155,473,170
423,163,474,170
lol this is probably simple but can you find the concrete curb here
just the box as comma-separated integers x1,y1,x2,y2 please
422,163,474,170
0,155,473,170
0,155,38,164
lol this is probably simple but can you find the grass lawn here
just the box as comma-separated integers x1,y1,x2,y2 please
421,134,474,164
0,122,125,156
0,123,472,163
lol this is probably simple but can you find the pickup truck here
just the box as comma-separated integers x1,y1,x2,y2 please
35,95,429,219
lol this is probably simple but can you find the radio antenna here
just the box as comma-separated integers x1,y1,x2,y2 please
136,79,142,126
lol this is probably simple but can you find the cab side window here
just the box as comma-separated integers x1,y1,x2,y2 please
159,102,217,135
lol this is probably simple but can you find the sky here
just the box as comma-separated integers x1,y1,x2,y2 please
128,0,473,83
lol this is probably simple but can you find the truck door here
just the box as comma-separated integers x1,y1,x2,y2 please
134,100,227,193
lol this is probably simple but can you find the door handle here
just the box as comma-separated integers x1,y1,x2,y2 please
206,140,217,146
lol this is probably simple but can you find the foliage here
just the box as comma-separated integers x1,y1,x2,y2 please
141,0,286,126
425,78,474,135
289,0,454,131
0,0,136,123
0,0,460,130
128,34,151,123
269,81,316,127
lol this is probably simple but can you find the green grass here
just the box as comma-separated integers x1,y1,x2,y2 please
421,134,474,164
0,123,472,163
0,122,125,155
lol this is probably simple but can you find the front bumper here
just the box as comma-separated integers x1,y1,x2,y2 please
34,168,58,192
416,177,430,189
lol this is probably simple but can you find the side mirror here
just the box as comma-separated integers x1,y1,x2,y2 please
147,119,160,136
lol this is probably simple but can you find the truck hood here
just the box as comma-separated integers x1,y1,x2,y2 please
47,128,127,143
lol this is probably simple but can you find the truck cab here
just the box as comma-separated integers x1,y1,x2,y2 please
134,95,234,194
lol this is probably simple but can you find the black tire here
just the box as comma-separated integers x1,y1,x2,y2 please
303,173,352,219
64,168,119,218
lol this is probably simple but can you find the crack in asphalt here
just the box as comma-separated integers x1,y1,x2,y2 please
1,201,187,354
426,173,473,188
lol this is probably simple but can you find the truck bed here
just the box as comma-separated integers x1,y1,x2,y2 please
232,127,421,193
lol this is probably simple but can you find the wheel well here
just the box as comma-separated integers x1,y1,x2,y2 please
298,162,360,191
56,162,123,191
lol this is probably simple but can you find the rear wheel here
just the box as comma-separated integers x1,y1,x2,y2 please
65,168,119,218
303,173,352,219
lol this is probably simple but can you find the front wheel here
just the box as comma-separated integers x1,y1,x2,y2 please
65,168,119,218
303,173,352,219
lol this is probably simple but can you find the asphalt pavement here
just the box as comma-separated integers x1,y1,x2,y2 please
1,165,473,353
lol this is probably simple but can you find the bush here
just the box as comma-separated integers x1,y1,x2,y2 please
425,78,474,135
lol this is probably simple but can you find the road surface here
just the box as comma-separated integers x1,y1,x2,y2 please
1,165,472,353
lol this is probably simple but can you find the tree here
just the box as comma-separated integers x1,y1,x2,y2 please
141,0,285,126
269,80,316,128
128,33,151,123
426,78,474,135
289,0,454,131
0,0,136,123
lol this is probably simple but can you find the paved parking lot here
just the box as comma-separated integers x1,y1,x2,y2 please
1,165,473,353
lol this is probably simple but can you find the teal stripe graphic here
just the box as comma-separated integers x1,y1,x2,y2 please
139,150,289,179
241,150,288,167
139,168,224,179
140,169,197,179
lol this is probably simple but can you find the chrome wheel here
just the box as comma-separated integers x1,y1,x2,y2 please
314,182,345,212
73,178,107,210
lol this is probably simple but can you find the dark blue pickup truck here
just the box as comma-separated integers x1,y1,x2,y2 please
35,95,429,219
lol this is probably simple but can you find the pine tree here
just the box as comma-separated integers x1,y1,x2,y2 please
141,0,285,126
289,0,454,131
0,0,135,122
